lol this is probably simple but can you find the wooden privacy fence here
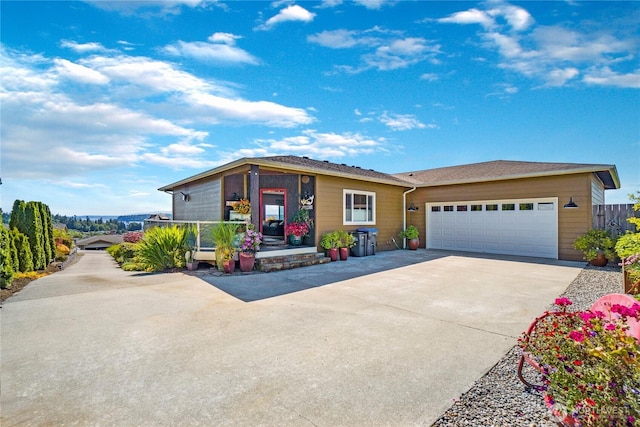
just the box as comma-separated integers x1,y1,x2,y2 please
593,204,638,235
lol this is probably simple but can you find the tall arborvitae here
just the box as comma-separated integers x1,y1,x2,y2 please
9,199,27,231
11,229,34,273
8,229,20,272
38,202,53,264
42,204,56,262
0,226,15,289
24,201,46,270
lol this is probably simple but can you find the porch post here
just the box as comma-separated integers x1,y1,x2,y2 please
250,165,260,229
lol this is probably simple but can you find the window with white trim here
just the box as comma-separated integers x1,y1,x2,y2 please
344,189,375,225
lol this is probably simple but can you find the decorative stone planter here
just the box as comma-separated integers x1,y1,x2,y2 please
289,235,303,246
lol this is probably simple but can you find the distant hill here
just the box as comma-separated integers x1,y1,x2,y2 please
117,213,172,223
79,213,172,223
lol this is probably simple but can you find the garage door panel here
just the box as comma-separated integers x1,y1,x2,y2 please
427,198,557,259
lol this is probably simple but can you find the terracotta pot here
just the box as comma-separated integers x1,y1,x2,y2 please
408,238,419,250
328,248,338,262
239,252,255,272
222,259,235,274
589,252,608,267
339,247,349,261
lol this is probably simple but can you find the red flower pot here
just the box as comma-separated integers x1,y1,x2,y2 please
408,238,419,250
339,247,349,261
222,260,235,274
328,248,338,261
239,252,255,272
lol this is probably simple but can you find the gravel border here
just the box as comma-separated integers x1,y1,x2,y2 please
431,264,625,427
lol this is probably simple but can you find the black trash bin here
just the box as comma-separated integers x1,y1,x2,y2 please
351,231,367,257
357,228,378,256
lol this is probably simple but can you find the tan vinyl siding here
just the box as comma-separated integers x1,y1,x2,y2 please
315,175,405,251
414,173,595,261
173,178,222,221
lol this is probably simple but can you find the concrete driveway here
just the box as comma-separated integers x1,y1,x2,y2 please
1,250,583,426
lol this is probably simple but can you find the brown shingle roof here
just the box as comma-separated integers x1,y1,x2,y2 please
159,155,408,191
257,156,408,184
159,157,620,192
393,160,619,189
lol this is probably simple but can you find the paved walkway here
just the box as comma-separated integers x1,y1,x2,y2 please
1,250,584,426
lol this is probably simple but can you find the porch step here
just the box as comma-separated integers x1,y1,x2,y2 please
256,252,331,272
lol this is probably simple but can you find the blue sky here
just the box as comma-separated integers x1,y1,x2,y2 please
1,0,638,215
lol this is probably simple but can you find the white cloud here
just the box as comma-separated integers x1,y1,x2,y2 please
438,2,639,88
208,32,241,45
162,40,260,65
353,0,389,10
318,0,343,8
239,129,389,158
54,59,110,84
0,47,316,181
379,112,429,131
583,67,640,88
84,0,208,16
308,30,360,49
438,8,495,28
420,73,439,82
309,29,441,72
256,5,315,31
545,67,579,87
60,40,106,53
487,3,533,31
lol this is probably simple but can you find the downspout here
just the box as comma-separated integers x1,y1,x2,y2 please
402,187,416,249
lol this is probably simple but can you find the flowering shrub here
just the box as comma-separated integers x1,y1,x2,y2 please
232,199,251,215
124,231,143,243
519,297,640,426
287,221,309,237
621,254,640,294
239,227,262,253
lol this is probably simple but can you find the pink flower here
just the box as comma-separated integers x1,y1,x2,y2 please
569,330,585,342
555,297,573,307
579,312,596,323
605,323,616,331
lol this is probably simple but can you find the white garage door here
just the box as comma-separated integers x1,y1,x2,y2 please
426,198,558,259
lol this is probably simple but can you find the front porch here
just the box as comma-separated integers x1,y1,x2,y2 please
143,219,326,272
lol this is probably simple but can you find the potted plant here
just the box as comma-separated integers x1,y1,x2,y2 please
185,249,198,271
518,297,640,425
218,246,236,274
213,222,239,272
336,230,355,261
287,221,309,246
320,231,339,261
238,225,262,272
573,228,616,266
399,225,419,250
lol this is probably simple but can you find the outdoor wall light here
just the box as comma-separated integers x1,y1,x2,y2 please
180,192,190,202
563,197,578,209
407,203,419,212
